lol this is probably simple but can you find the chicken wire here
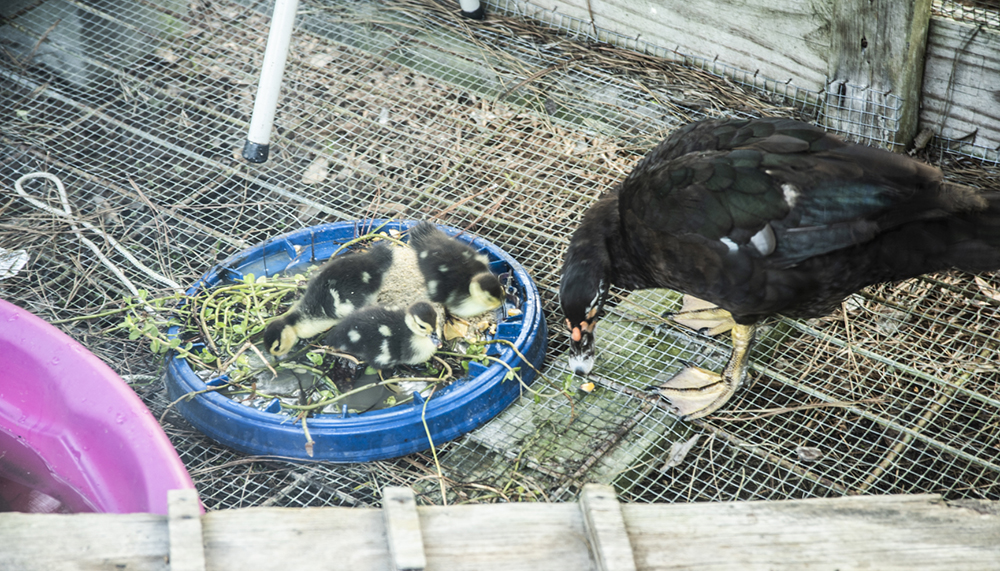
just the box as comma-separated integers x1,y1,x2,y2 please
935,0,1000,31
1,0,998,511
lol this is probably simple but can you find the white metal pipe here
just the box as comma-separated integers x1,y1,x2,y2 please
242,0,300,163
458,0,484,20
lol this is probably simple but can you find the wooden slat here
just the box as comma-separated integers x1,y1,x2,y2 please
623,493,1000,570
419,503,597,571
0,512,168,570
382,486,427,571
201,507,391,571
579,484,637,571
824,0,931,149
519,0,830,91
920,17,1000,154
1,492,996,569
168,489,206,571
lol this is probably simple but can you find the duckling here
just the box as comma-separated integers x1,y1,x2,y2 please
407,221,504,318
323,301,440,368
263,242,395,355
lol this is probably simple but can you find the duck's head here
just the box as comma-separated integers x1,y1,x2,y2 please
559,189,619,376
263,317,297,356
450,272,504,318
405,301,442,346
559,241,610,376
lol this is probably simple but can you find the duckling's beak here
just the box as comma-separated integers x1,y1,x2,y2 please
430,332,442,348
567,322,596,375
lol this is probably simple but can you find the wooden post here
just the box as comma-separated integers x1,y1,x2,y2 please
168,489,206,571
382,487,427,571
825,0,932,150
579,484,637,571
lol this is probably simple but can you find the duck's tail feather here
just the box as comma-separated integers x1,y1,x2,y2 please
945,191,1000,273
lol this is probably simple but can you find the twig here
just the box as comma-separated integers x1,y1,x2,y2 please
420,385,448,505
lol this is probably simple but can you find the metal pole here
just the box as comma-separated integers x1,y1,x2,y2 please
458,0,484,20
242,0,300,164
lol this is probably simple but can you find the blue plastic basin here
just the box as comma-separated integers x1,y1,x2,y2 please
164,220,546,462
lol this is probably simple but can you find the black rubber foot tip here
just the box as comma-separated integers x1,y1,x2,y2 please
461,6,485,19
242,140,269,163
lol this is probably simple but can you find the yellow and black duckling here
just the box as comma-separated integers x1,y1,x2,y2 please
407,221,504,318
323,301,440,368
560,117,1000,420
263,242,395,356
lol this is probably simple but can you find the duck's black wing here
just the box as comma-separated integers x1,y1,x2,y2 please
618,119,992,322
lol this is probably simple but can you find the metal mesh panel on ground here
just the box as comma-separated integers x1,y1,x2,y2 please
1,0,998,510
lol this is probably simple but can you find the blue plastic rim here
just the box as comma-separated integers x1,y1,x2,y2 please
165,220,547,462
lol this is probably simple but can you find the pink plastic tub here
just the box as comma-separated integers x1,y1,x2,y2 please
0,299,196,514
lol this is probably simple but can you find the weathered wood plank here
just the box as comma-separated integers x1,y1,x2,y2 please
1,493,998,570
201,508,391,571
0,512,169,570
418,503,597,571
580,485,637,571
623,493,1000,570
383,487,427,571
824,0,931,149
920,17,1000,156
168,489,207,571
519,0,831,92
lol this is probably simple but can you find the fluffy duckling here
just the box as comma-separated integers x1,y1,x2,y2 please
263,242,395,355
407,221,504,318
323,301,440,368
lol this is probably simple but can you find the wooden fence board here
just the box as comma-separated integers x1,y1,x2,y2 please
200,508,390,571
920,17,1000,155
623,493,1000,570
521,0,831,92
0,512,169,571
1,491,997,570
418,502,596,571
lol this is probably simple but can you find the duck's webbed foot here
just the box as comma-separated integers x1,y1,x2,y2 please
662,295,736,337
655,322,756,420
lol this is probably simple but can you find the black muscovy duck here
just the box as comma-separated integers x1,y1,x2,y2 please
560,117,1000,420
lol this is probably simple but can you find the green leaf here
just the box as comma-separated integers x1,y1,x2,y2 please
150,338,162,353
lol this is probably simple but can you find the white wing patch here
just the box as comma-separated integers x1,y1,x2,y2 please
438,264,449,273
750,224,776,256
347,329,361,343
426,279,438,296
361,271,371,284
379,325,392,337
720,237,739,253
782,183,799,207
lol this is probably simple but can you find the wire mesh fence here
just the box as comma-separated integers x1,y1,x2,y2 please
935,0,1000,30
1,0,999,510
